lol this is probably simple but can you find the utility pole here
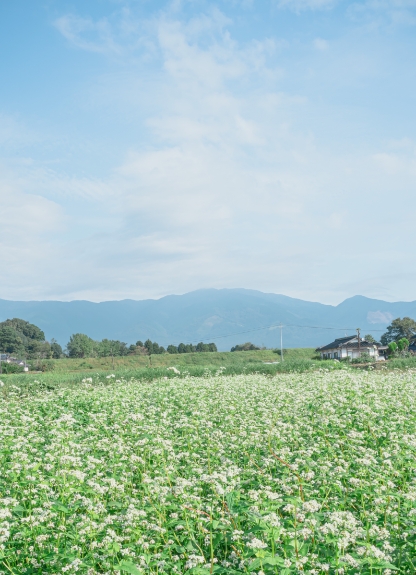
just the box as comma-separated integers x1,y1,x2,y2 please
357,328,361,358
280,324,284,361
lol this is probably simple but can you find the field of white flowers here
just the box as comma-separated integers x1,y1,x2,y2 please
1,370,416,575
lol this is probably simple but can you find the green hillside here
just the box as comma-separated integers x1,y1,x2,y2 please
46,347,317,372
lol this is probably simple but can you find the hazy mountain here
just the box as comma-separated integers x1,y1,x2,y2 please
0,289,415,351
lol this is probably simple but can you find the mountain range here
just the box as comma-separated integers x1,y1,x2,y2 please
0,289,415,351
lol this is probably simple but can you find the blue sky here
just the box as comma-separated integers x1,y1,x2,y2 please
1,0,416,303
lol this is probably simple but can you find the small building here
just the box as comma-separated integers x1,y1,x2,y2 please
409,339,416,354
316,336,381,361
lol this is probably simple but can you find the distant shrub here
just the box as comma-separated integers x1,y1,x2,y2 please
0,361,24,374
231,342,260,352
32,360,56,372
351,352,372,364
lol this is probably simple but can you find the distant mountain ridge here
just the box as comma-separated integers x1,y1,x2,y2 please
0,289,415,351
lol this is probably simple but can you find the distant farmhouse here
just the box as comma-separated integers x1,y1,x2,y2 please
0,353,29,371
316,335,386,361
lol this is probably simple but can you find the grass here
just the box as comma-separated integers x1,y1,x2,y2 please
45,348,317,373
0,369,415,574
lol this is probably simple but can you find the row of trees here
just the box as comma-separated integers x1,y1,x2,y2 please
66,335,218,358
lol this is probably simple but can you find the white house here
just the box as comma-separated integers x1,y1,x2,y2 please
316,335,381,360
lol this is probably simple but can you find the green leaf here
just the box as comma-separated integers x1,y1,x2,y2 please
114,561,143,574
52,502,70,514
12,505,25,516
248,558,262,571
186,540,196,551
264,556,286,566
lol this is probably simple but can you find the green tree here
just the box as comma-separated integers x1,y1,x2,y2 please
397,337,409,352
0,326,25,355
0,318,45,341
66,333,95,358
364,334,377,343
167,345,178,354
381,317,416,345
97,339,128,357
388,342,398,356
50,339,63,359
28,340,51,359
0,318,50,358
144,339,153,355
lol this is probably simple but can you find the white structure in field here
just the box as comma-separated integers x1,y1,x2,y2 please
316,335,382,360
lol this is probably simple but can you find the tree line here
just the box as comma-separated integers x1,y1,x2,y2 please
1,315,416,361
66,335,217,358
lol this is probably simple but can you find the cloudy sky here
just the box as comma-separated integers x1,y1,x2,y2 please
1,0,415,303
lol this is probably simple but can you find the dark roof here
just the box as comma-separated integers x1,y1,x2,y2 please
316,336,377,352
316,336,355,351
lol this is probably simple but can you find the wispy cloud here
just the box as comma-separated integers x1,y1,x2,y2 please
276,0,337,12
54,14,123,54
1,2,416,302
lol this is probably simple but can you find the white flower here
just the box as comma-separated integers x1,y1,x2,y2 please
247,538,267,549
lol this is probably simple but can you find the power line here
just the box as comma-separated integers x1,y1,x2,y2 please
169,322,387,346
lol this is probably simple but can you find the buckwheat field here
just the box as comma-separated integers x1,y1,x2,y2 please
1,370,416,575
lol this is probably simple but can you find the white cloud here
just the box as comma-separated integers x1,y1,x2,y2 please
1,4,416,303
313,38,329,50
276,0,337,11
367,311,394,324
54,14,123,54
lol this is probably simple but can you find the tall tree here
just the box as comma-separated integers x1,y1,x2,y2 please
0,326,25,355
66,333,95,358
50,339,63,359
381,317,416,345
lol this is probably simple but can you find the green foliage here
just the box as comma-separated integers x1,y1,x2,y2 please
28,359,56,372
351,352,372,364
97,339,129,357
66,333,95,358
168,342,217,354
0,361,24,373
387,338,410,358
397,337,409,351
0,318,52,359
231,342,260,352
195,341,217,352
50,339,63,359
364,334,377,343
388,341,398,356
143,339,165,355
0,325,25,355
381,316,416,345
0,317,45,341
0,370,415,572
